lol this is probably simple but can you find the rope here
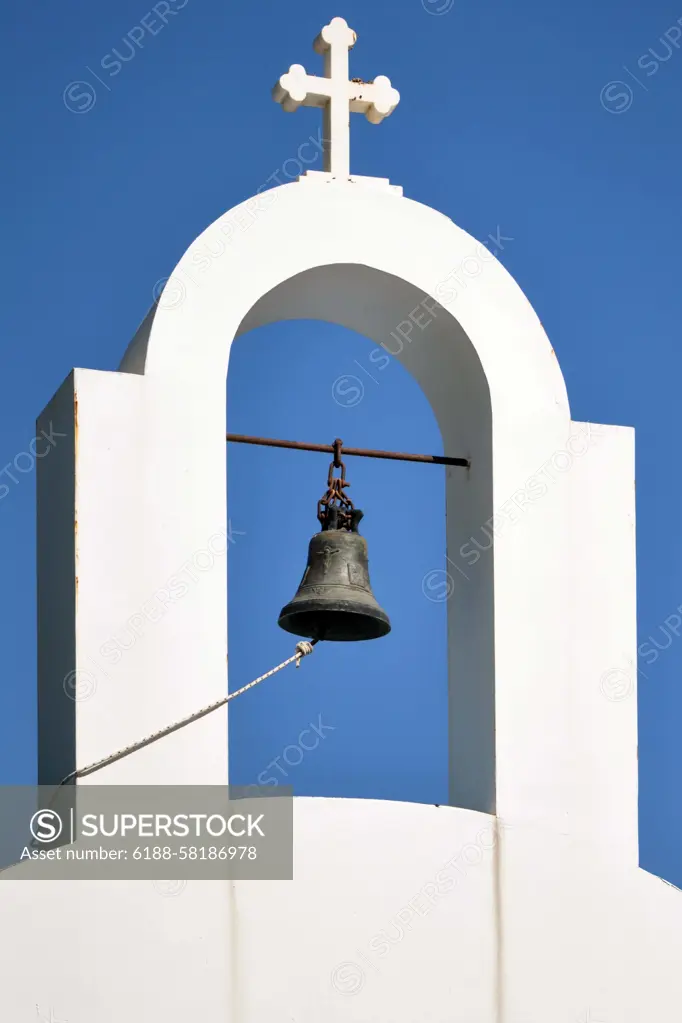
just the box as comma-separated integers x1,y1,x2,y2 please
57,640,318,786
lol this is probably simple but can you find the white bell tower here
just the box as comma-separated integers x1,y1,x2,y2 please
2,15,681,1023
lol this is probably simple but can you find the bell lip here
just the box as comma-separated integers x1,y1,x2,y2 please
278,600,391,642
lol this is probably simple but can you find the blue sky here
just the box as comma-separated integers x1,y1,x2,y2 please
2,0,682,885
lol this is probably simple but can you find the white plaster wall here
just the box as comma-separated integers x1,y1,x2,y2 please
4,177,678,1021
2,799,682,1022
37,368,229,786
568,423,638,862
1,801,496,1022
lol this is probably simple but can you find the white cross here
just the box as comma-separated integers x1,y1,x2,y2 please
272,17,400,180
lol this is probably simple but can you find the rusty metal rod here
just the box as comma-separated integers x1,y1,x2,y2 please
226,433,469,468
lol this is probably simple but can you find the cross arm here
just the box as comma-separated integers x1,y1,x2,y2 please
272,66,400,124
272,65,333,112
348,76,400,124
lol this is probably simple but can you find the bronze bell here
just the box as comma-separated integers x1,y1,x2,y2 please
278,441,391,642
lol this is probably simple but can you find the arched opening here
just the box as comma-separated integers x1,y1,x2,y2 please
226,318,449,803
227,264,495,811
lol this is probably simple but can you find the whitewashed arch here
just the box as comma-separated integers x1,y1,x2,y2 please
118,179,570,814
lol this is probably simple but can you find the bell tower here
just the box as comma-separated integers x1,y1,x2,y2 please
36,11,635,847
4,15,681,1023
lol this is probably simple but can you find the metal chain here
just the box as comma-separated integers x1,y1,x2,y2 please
317,438,355,530
57,640,318,787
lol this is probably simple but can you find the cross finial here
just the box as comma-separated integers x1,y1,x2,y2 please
272,17,400,180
